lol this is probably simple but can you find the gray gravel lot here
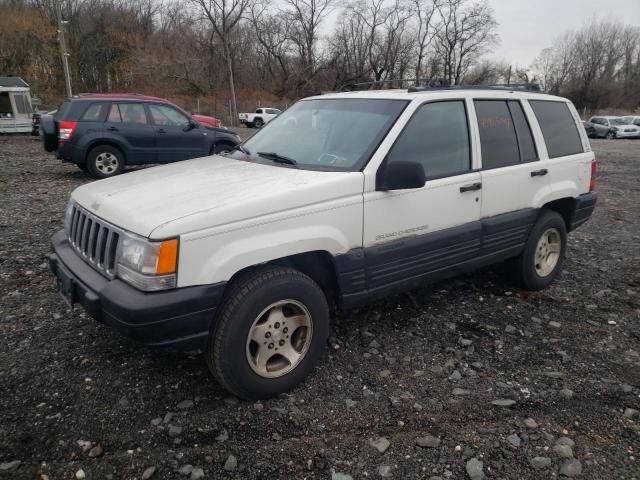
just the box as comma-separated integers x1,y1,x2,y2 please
1,134,639,480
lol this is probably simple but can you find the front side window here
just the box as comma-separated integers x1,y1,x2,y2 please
475,100,537,169
530,101,583,158
239,98,407,171
610,118,628,126
149,105,190,127
386,100,471,178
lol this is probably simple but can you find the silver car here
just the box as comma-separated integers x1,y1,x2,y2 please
589,116,640,139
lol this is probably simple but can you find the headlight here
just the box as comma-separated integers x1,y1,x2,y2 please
116,232,178,291
64,200,74,235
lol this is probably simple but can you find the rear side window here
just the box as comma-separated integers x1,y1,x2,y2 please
530,101,583,158
386,100,471,178
474,100,537,169
107,103,147,124
81,103,108,122
57,100,71,119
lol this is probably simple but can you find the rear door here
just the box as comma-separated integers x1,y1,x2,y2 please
105,102,155,164
475,98,550,254
147,103,208,162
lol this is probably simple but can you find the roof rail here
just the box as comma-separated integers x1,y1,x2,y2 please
408,82,542,93
339,78,449,92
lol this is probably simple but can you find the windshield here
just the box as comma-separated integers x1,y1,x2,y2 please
238,98,408,171
610,118,628,126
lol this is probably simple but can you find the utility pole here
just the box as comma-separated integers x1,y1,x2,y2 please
54,0,72,98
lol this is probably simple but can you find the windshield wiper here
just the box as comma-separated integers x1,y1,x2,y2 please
257,151,298,166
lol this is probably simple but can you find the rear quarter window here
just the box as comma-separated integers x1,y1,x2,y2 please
80,103,108,122
529,101,584,158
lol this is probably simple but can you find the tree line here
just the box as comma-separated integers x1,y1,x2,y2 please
0,0,638,122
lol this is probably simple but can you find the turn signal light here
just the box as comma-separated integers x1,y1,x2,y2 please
156,239,178,275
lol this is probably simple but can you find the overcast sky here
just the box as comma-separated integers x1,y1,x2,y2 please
486,0,640,66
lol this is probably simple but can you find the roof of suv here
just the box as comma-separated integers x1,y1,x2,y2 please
308,88,566,102
72,93,169,103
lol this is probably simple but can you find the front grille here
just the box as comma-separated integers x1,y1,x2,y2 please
67,203,122,278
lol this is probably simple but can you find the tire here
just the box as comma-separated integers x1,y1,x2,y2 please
40,114,58,152
86,145,125,179
253,118,264,128
214,143,233,155
606,131,616,140
206,266,330,400
510,210,567,291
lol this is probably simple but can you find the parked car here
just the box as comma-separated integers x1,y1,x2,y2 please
620,115,640,127
582,120,597,138
192,113,222,128
40,93,240,178
50,87,596,399
589,116,640,139
238,107,281,128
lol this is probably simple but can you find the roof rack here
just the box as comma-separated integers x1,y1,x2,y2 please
329,79,543,94
408,82,541,93
338,78,448,92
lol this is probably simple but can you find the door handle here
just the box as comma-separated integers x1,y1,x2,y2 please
531,169,548,177
156,128,166,134
460,182,482,193
107,126,118,131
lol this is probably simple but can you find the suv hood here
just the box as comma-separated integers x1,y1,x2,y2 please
72,156,364,239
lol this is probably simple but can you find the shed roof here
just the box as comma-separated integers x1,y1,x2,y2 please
0,76,29,88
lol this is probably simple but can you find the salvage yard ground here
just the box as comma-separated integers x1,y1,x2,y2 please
0,135,639,480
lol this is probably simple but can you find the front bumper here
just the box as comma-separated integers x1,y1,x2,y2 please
614,131,640,138
49,230,225,349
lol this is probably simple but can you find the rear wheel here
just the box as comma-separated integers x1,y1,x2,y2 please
86,145,125,179
510,210,567,290
206,266,330,399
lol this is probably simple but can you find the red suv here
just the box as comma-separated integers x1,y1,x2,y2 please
40,93,239,178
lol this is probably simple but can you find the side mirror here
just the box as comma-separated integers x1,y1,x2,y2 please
376,161,426,191
184,120,198,131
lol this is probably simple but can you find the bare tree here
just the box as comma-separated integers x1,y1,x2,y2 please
434,0,498,85
188,0,255,124
410,0,439,83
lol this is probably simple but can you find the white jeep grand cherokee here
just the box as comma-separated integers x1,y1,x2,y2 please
50,87,597,399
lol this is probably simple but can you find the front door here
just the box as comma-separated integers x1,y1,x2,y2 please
363,100,482,296
147,104,208,162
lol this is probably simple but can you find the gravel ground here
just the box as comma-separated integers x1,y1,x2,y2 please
1,134,639,480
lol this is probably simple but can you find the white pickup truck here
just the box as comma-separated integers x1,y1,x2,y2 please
50,86,596,399
238,107,282,128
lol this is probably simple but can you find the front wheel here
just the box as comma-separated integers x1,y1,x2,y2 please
606,131,616,140
206,267,330,399
214,143,233,155
253,118,264,128
86,145,125,179
510,210,567,290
